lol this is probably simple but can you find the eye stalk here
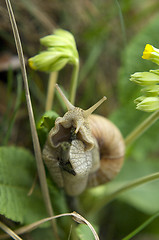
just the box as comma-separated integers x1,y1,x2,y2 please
55,83,107,117
55,84,74,110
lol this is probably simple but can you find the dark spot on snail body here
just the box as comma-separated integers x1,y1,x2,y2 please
70,126,77,141
58,140,76,176
59,160,76,176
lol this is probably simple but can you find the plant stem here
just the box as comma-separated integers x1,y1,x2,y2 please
92,172,159,213
5,1,59,239
69,61,79,105
122,211,159,240
45,72,58,111
125,110,159,145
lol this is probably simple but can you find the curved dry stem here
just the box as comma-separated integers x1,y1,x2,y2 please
0,212,99,240
0,221,22,240
5,0,59,239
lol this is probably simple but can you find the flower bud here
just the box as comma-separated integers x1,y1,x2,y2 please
136,97,159,112
28,51,69,72
130,72,159,85
150,69,159,75
134,96,146,104
28,29,79,72
142,44,159,65
141,85,159,96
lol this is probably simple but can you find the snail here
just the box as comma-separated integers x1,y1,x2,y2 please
43,84,125,196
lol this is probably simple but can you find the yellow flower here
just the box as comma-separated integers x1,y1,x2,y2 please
142,44,153,59
131,44,159,112
142,44,159,65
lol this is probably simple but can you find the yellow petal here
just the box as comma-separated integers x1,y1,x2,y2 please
28,59,37,70
142,44,153,59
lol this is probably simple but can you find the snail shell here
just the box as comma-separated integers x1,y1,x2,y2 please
87,114,125,187
42,85,125,196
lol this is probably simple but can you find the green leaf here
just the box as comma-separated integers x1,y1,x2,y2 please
122,211,159,240
117,160,159,214
37,111,59,147
110,14,159,159
0,146,47,224
118,15,159,105
37,111,59,130
82,159,159,216
47,179,71,236
76,224,98,240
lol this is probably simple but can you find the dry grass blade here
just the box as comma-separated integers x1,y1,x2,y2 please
4,0,59,239
0,212,100,240
0,221,22,240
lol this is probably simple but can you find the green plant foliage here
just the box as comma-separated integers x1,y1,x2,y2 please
30,227,54,240
0,146,47,224
47,181,72,238
37,111,59,131
116,160,159,214
110,14,159,155
48,180,68,215
118,15,159,105
102,201,159,240
81,159,159,216
76,224,98,240
37,111,59,147
122,211,159,240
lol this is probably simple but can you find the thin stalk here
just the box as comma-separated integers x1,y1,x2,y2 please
0,221,22,240
93,172,159,213
122,211,159,240
45,71,58,111
125,110,159,145
5,0,59,239
69,61,79,105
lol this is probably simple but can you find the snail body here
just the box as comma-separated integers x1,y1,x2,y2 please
43,85,125,196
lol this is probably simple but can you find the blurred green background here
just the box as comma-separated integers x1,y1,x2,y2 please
1,0,159,239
